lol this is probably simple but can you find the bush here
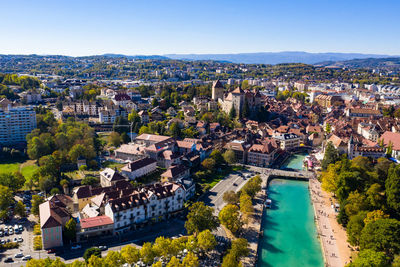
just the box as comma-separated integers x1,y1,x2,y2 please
34,236,42,250
34,224,41,235
0,242,19,250
83,247,102,262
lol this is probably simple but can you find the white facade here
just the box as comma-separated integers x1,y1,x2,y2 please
0,106,37,144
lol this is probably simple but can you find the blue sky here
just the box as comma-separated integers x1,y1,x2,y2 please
1,0,400,56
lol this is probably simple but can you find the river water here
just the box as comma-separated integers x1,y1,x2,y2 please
257,154,324,267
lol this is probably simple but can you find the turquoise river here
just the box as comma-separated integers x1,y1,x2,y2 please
257,154,324,267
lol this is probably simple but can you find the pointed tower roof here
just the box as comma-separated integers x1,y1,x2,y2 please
232,87,244,94
212,80,223,89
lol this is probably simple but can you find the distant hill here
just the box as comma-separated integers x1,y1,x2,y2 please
101,54,169,60
315,57,400,69
163,52,395,65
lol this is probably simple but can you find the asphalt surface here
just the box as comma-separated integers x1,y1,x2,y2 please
1,217,186,266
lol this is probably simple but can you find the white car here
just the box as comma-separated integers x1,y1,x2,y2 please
17,237,23,242
71,244,81,250
14,253,23,258
22,255,32,261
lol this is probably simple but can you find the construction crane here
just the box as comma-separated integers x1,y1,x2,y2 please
113,122,135,142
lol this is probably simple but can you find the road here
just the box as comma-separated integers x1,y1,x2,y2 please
201,169,253,215
2,217,186,266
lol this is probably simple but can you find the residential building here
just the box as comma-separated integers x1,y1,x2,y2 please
114,143,146,161
121,157,157,180
274,133,301,151
100,168,126,187
380,131,400,159
247,141,279,167
77,215,114,242
39,200,70,249
0,105,37,145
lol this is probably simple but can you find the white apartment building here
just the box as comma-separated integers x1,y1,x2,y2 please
274,133,301,151
121,157,157,180
0,105,37,145
357,123,379,142
104,182,185,233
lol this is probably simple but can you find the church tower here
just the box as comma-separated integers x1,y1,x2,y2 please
212,80,224,100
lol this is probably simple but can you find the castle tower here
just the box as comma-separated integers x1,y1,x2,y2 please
212,80,224,101
348,135,354,159
231,87,245,115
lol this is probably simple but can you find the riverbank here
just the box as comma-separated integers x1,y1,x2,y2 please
309,178,351,266
241,186,265,267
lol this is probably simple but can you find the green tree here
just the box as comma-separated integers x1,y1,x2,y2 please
223,150,236,164
103,251,125,266
31,195,44,216
219,204,242,235
321,141,339,170
231,238,249,259
167,256,182,267
83,247,102,263
364,210,389,225
229,106,236,120
347,249,388,267
240,193,254,223
386,165,400,214
0,185,13,211
88,255,103,267
64,218,77,242
108,132,121,147
223,191,239,205
221,253,240,267
153,236,172,258
182,252,199,267
169,122,181,139
347,211,368,246
210,150,225,165
0,172,25,191
185,202,219,235
241,175,262,198
121,245,140,265
140,242,156,265
202,158,216,171
197,230,217,253
360,218,400,257
15,201,26,217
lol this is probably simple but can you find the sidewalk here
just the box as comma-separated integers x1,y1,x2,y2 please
310,178,347,267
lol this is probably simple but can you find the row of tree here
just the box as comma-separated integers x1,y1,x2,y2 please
321,154,400,266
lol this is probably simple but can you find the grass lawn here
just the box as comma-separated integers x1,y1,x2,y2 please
0,162,20,175
0,159,39,179
198,165,244,188
20,160,39,179
102,161,125,170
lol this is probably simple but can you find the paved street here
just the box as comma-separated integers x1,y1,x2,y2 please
201,169,254,215
1,217,186,266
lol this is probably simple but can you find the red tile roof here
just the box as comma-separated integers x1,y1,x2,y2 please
80,215,113,229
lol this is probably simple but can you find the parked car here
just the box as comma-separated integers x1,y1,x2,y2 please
13,237,17,242
4,257,13,262
14,253,23,258
47,248,56,254
71,244,81,250
98,245,107,251
22,255,32,261
17,237,23,242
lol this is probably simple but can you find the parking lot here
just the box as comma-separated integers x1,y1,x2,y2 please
0,217,36,265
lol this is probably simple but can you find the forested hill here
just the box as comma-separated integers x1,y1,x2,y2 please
315,57,400,70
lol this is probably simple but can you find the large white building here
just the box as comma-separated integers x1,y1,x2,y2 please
104,182,185,233
0,105,36,145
